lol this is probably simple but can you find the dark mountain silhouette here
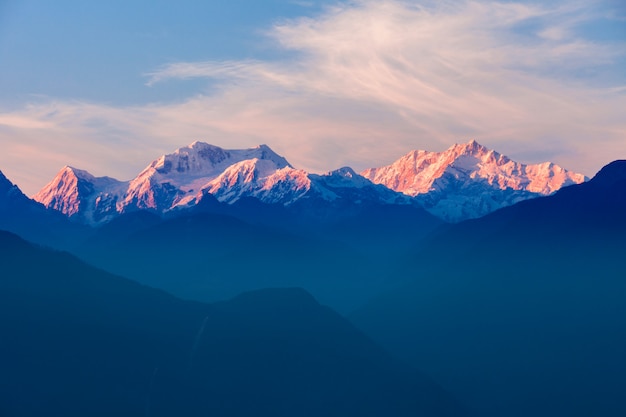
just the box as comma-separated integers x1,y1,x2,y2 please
182,191,443,253
352,160,626,417
0,230,467,417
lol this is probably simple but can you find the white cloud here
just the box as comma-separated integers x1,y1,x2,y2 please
1,0,625,195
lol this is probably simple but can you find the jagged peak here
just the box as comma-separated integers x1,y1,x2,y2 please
448,139,489,155
402,149,427,159
175,141,280,157
150,142,292,176
534,161,555,169
148,142,229,175
189,140,209,147
169,141,227,160
53,166,122,185
391,140,490,163
250,144,292,168
213,158,299,185
312,166,375,190
179,141,223,152
60,165,96,181
327,166,358,177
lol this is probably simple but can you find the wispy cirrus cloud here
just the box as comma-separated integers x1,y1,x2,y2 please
144,60,280,87
1,0,625,195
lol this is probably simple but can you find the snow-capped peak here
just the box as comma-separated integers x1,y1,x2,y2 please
151,142,229,174
450,139,487,155
329,166,358,177
32,139,589,225
33,166,95,216
33,166,124,218
313,167,373,189
361,140,587,221
197,158,310,205
149,142,291,177
61,165,94,180
119,142,294,212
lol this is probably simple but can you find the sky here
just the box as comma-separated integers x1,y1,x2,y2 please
0,0,625,196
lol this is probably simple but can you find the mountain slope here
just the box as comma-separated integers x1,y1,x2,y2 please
352,160,626,417
0,170,40,215
0,230,466,417
361,140,587,221
0,170,86,248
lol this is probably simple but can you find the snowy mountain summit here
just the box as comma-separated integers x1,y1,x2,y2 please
361,140,587,221
33,166,126,223
122,142,295,211
33,143,294,223
33,142,403,224
32,140,587,224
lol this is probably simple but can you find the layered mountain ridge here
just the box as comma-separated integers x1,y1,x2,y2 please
0,230,466,417
31,140,586,224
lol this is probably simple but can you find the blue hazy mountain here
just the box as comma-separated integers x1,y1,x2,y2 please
351,160,626,417
0,230,467,417
74,208,418,313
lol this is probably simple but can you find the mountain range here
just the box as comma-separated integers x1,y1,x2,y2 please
351,160,626,417
31,140,585,224
0,140,602,311
0,142,624,417
0,163,441,310
33,142,408,225
362,139,586,221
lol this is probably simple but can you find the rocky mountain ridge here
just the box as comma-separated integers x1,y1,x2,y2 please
361,140,587,221
31,140,587,224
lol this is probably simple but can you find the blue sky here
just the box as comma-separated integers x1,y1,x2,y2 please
0,0,625,195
